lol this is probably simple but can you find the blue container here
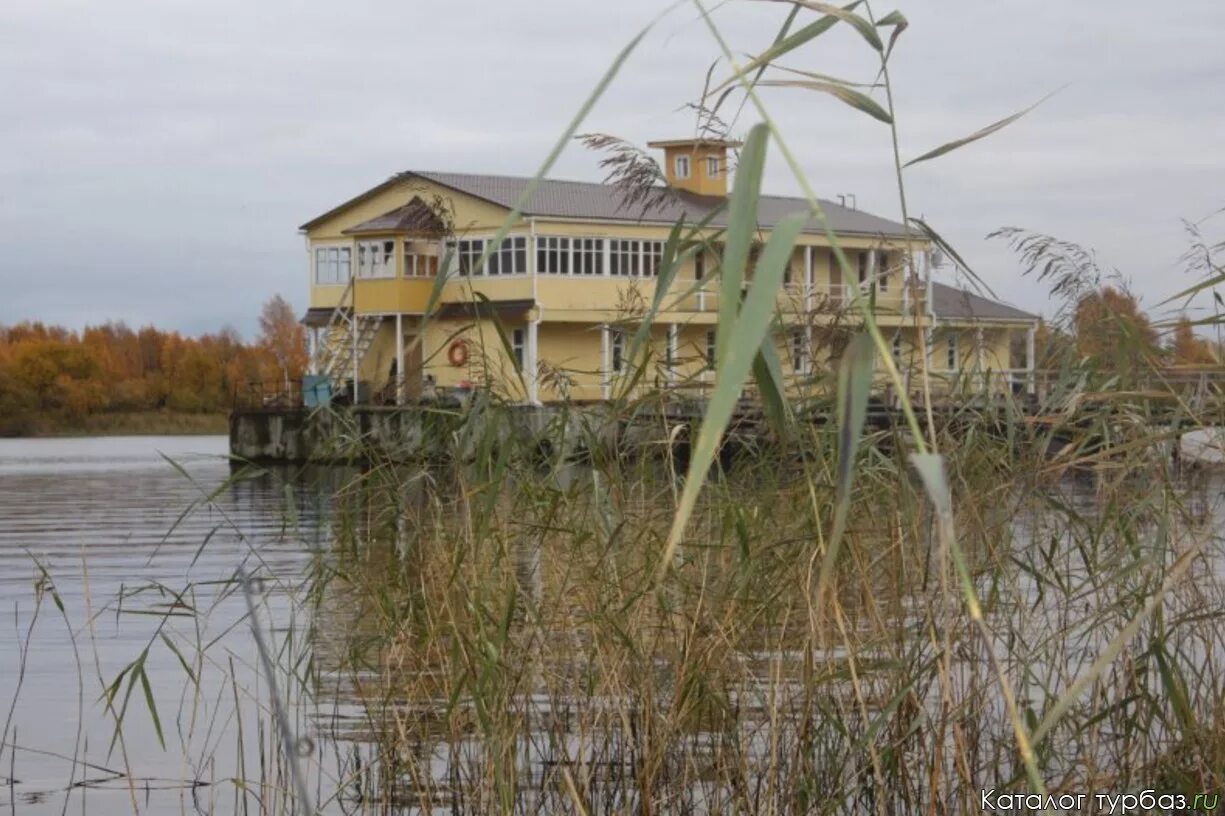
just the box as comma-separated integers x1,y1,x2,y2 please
303,375,332,408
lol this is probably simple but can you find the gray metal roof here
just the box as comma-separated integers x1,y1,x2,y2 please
931,281,1038,322
410,171,913,238
342,195,447,235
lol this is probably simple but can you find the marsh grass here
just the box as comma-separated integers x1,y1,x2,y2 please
5,1,1225,813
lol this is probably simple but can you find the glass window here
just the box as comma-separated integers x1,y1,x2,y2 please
357,240,394,278
512,328,525,368
642,241,663,277
947,336,958,370
453,239,485,276
610,240,663,277
694,249,705,280
537,236,571,275
403,241,438,278
879,252,890,292
674,155,690,179
487,236,527,276
611,331,624,373
792,330,807,373
610,239,640,277
314,246,351,285
706,330,716,368
858,252,869,288
892,334,902,361
574,238,604,276
706,156,720,177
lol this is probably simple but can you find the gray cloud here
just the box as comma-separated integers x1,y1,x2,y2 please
2,0,1223,338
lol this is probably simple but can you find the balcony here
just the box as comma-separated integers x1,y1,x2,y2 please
353,276,437,314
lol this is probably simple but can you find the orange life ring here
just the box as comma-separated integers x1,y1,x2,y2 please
447,339,469,367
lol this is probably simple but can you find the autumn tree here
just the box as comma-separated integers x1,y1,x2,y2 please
1169,316,1218,365
257,295,307,390
0,319,268,435
1072,286,1161,378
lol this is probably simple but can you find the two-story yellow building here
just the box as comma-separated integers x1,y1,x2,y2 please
299,138,1038,406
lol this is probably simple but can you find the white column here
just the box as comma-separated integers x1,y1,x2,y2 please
975,326,986,391
527,317,540,405
600,324,610,400
804,245,814,312
902,257,911,316
1026,324,1037,396
667,324,678,385
350,316,359,401
921,249,931,318
868,248,878,292
395,313,404,406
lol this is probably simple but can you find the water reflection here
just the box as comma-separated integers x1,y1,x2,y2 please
3,436,1224,813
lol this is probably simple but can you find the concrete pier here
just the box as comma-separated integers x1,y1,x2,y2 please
228,401,640,464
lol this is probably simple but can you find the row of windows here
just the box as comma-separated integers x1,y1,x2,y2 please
537,236,605,276
317,239,893,288
315,243,441,284
452,236,530,276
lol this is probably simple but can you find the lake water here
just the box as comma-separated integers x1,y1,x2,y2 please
0,436,343,815
3,435,1223,814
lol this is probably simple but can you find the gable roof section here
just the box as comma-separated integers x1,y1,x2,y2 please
931,282,1037,322
301,170,912,238
341,195,447,236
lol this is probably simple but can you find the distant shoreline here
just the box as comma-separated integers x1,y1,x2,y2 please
2,411,229,438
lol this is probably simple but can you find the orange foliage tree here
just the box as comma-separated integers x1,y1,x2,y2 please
257,295,308,389
0,297,297,435
1168,316,1218,365
1072,286,1162,378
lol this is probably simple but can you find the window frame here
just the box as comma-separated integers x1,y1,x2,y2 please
403,240,439,278
791,329,808,374
611,330,625,373
356,239,396,279
947,335,958,371
573,238,604,276
706,156,720,178
537,235,572,276
674,155,690,179
448,235,530,277
511,327,525,368
705,330,716,369
313,245,352,286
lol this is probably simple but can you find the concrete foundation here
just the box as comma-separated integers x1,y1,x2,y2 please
228,401,653,465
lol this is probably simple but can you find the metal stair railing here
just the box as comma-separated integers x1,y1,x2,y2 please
309,274,384,401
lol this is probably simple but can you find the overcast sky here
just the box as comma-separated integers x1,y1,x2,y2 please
3,0,1223,339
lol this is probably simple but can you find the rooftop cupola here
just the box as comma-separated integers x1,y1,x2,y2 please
647,137,741,198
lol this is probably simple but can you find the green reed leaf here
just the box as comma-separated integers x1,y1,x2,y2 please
753,334,793,434
659,206,807,581
874,10,908,61
138,665,166,750
710,1,862,92
816,331,875,598
788,0,882,50
716,123,769,369
903,89,1059,168
758,79,892,124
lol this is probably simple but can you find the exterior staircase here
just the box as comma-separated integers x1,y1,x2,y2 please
311,277,383,398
